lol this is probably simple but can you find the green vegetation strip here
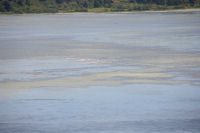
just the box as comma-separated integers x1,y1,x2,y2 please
0,0,200,13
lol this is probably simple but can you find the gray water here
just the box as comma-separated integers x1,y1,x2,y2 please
0,11,200,133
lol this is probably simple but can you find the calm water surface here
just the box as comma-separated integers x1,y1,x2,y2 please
0,11,200,133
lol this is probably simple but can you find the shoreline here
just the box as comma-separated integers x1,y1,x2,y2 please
0,8,200,15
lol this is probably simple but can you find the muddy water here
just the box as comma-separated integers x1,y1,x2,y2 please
0,11,200,133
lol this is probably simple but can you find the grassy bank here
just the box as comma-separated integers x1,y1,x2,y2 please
87,6,200,13
0,0,200,14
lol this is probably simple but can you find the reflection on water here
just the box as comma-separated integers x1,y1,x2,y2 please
0,11,200,133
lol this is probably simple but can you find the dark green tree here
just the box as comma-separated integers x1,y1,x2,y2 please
2,0,11,11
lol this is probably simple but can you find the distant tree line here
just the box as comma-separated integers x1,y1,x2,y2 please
0,0,199,13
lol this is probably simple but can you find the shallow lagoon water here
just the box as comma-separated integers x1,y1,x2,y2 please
0,11,200,133
1,84,200,133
